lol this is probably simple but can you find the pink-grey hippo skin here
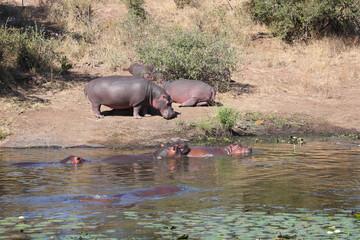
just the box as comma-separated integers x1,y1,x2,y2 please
11,156,88,167
84,76,175,119
128,63,153,80
167,140,252,157
78,184,184,204
186,143,252,158
172,140,252,158
100,142,184,164
127,63,165,81
158,79,216,107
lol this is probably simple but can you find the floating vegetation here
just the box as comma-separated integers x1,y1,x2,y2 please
0,215,103,239
123,207,360,239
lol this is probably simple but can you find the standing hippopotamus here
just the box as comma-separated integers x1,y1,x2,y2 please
84,76,175,119
158,79,216,107
186,143,252,157
78,184,185,204
11,156,88,167
100,141,184,163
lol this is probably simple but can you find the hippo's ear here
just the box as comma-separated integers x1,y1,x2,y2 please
230,144,234,150
161,144,164,147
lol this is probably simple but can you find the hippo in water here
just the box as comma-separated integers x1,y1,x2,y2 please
171,140,252,158
78,184,185,204
84,76,175,119
158,79,216,107
100,141,184,163
186,143,252,157
11,156,88,167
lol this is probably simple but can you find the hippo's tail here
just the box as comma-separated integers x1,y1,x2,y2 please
208,88,216,106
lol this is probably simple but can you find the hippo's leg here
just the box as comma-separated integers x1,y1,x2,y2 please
179,98,198,107
91,103,103,118
196,101,209,106
133,105,143,119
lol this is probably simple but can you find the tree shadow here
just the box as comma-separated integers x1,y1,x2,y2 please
229,80,256,98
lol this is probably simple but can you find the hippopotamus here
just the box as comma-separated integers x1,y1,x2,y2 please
127,63,165,81
186,143,252,157
84,76,175,119
100,141,184,163
128,63,153,80
158,79,216,107
11,156,88,167
78,184,184,204
170,140,252,158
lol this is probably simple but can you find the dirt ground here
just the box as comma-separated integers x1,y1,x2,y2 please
1,58,359,148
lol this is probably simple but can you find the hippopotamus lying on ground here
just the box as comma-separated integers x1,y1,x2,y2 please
84,76,175,119
11,156,88,167
158,79,216,107
171,140,252,158
100,141,184,163
78,184,184,204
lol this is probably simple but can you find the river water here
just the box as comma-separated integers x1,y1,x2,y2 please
0,138,359,239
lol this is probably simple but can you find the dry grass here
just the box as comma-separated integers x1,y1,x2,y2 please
40,0,360,99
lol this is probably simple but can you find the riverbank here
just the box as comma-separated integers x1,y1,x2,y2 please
0,64,359,148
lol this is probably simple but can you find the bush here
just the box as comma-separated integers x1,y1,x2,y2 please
0,24,72,76
124,0,147,20
246,0,360,42
174,0,196,9
215,106,239,132
136,28,238,92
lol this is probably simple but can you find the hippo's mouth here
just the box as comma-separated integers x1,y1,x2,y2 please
161,108,176,119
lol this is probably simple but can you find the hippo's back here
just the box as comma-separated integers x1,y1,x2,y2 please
165,79,215,102
85,76,150,107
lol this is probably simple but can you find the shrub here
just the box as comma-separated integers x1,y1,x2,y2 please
215,106,239,132
246,0,360,42
174,0,195,9
124,0,147,20
0,24,72,77
136,28,238,92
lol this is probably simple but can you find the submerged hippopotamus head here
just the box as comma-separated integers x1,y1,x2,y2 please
59,156,85,164
152,142,184,160
151,93,175,119
171,139,190,155
227,143,252,155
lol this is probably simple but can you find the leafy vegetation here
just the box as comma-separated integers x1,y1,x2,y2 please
191,107,313,141
136,27,238,92
174,0,194,9
0,24,71,88
0,129,6,140
216,106,239,131
124,0,147,20
246,0,360,42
